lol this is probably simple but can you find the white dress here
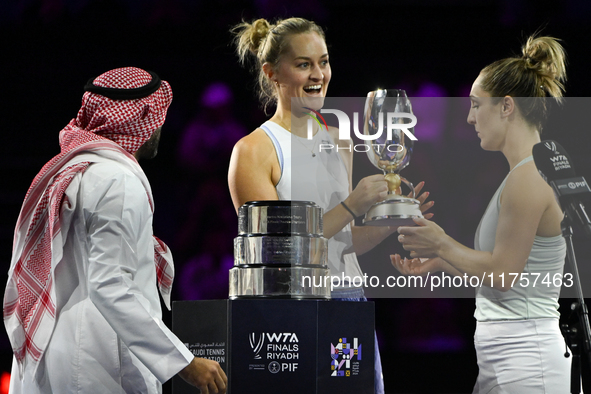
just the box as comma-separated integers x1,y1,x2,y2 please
9,154,194,394
472,156,571,393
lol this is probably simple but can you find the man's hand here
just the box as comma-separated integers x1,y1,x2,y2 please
178,357,228,394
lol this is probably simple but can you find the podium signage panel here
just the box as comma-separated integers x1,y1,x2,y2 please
230,299,317,391
172,299,374,393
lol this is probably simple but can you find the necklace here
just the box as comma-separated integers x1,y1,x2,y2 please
295,134,317,157
277,119,318,157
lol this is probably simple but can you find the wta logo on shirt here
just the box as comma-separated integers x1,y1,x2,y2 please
331,337,362,377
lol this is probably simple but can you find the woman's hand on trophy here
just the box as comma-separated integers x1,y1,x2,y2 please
390,255,445,276
345,174,389,216
396,217,445,258
408,181,434,219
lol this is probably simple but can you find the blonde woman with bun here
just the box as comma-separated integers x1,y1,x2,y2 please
228,17,433,394
393,36,570,392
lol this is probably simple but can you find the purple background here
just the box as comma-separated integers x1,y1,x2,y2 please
1,1,590,392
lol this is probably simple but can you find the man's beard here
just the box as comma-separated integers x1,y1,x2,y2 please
135,128,161,160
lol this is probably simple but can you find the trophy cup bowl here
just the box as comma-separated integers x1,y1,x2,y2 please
363,89,423,226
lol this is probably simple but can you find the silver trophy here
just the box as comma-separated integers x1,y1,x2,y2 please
229,201,330,299
362,89,423,226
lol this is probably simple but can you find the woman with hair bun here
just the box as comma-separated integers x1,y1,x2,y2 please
228,17,433,394
394,35,570,392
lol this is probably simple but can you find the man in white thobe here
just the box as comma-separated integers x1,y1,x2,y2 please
4,67,227,394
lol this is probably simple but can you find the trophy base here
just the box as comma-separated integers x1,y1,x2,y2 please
228,266,331,299
363,195,423,226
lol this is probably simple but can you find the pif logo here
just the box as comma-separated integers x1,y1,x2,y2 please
568,181,588,190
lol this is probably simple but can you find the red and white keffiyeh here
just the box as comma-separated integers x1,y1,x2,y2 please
3,67,174,374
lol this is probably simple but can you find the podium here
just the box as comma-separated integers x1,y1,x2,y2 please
172,299,375,394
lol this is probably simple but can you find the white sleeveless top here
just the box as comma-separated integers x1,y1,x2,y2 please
474,156,566,321
260,121,364,287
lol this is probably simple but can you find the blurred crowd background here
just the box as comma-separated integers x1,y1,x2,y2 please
1,0,591,392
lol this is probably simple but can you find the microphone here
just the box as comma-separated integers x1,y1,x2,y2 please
532,140,591,238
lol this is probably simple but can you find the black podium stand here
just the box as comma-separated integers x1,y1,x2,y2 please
172,299,375,394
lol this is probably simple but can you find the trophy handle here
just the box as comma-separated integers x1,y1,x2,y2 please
399,177,416,199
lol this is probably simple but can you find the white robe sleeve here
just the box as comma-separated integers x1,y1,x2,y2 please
82,166,194,383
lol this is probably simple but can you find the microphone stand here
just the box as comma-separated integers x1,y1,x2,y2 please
560,216,591,394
